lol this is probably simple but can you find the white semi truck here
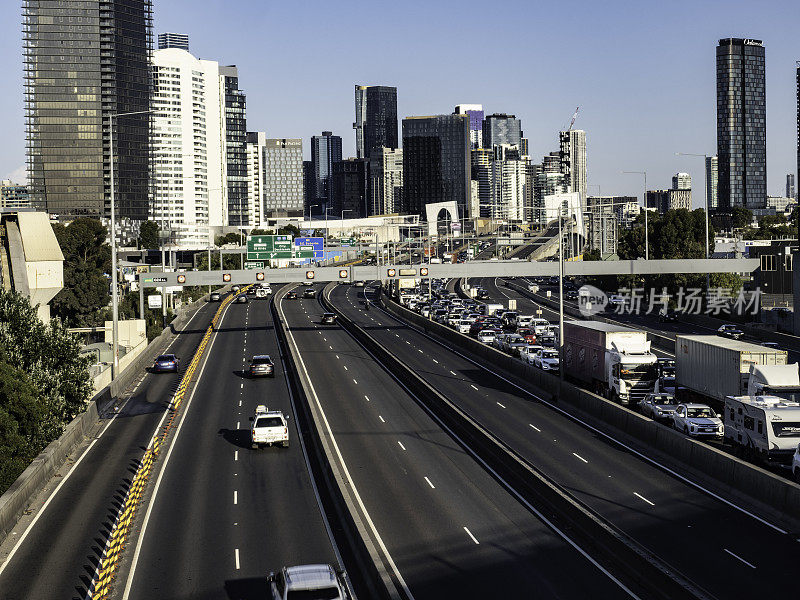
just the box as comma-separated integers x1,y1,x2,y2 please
746,363,800,401
562,321,659,405
723,395,800,463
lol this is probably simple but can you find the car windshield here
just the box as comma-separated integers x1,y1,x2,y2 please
156,355,174,362
543,351,559,359
252,357,271,364
255,417,283,428
651,395,676,405
621,363,657,379
687,407,715,418
286,587,340,599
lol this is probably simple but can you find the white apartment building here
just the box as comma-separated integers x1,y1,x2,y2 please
150,48,228,248
263,139,304,217
369,147,403,215
246,131,266,226
559,129,587,200
490,145,529,222
672,172,692,190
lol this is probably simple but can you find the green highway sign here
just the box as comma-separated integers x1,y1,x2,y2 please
246,235,315,261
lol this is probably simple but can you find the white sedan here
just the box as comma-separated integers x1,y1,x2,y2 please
533,349,560,371
672,403,724,439
520,345,544,364
477,329,498,344
456,320,472,334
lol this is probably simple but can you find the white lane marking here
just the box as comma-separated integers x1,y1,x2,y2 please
343,365,348,371
234,548,240,570
379,415,385,423
424,477,435,489
432,359,439,364
463,527,480,545
240,383,243,389
470,384,479,391
449,370,457,376
418,349,424,354
233,491,238,505
329,345,333,350
236,421,240,429
397,441,406,451
724,548,756,569
395,334,400,337
238,400,242,407
234,451,238,461
405,340,410,345
364,395,370,402
353,379,358,385
496,402,506,409
572,452,588,464
336,355,340,360
634,492,655,506
529,424,541,432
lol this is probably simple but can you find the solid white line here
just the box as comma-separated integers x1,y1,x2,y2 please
234,548,240,570
573,452,588,464
397,441,406,451
470,384,479,391
122,300,233,600
529,424,541,432
424,477,435,489
724,548,756,569
496,402,506,409
234,450,238,461
634,492,655,506
463,527,480,545
379,415,385,423
233,491,238,505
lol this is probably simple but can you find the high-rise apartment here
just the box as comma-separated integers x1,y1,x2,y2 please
246,132,267,227
354,85,398,159
310,131,342,208
672,172,692,190
221,67,248,226
706,156,719,209
455,104,484,149
796,62,799,203
787,174,796,200
369,148,403,215
402,114,471,217
483,114,522,149
559,130,587,200
150,47,227,246
489,145,529,222
23,0,153,221
716,38,767,210
330,158,369,218
158,32,189,51
263,139,303,217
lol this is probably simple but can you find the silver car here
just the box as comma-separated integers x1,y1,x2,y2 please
639,393,678,421
672,403,724,439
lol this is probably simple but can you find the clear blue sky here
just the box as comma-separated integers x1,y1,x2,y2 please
1,0,798,206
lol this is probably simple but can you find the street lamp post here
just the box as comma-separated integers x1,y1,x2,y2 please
623,170,648,260
676,152,711,291
109,109,151,379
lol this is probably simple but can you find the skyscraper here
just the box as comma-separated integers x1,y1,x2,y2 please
246,132,267,227
221,67,248,226
454,104,484,149
369,148,403,215
483,114,522,149
559,130,587,200
263,139,303,217
354,85,398,159
706,156,719,209
330,158,369,218
158,33,189,51
716,38,767,210
402,114,471,217
24,0,153,220
787,174,796,200
796,62,799,204
672,172,692,190
310,132,342,208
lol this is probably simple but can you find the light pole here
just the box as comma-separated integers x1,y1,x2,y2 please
676,152,711,291
109,109,151,379
623,170,648,260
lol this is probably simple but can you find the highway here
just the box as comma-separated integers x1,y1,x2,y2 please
123,290,339,600
0,302,217,600
328,281,800,599
278,285,632,599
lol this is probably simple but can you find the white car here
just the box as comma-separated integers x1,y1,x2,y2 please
530,318,550,334
250,405,289,448
533,348,560,371
793,443,800,483
456,320,472,334
477,329,499,344
269,564,349,599
521,344,544,364
672,403,724,439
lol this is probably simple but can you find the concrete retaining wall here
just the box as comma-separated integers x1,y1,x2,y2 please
382,291,800,524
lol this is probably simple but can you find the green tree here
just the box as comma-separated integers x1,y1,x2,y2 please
215,232,244,246
0,359,44,492
138,220,160,249
51,218,111,326
277,224,300,237
731,206,753,230
250,228,274,236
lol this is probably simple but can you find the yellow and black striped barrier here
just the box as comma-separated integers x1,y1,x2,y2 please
90,287,247,599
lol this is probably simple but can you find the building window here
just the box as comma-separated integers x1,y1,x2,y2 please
785,254,792,272
761,255,776,271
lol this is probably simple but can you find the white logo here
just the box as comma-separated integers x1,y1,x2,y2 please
578,285,608,317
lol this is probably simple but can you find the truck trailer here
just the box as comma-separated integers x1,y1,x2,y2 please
675,335,788,410
723,395,800,463
562,321,659,405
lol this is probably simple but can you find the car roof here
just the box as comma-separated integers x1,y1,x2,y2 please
252,354,271,361
323,312,336,316
284,564,338,589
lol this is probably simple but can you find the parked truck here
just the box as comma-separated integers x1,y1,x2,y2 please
562,321,659,405
675,335,789,411
723,395,800,463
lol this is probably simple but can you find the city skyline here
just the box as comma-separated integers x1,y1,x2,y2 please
1,0,798,208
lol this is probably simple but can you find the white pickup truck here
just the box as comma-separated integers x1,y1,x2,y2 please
250,405,289,448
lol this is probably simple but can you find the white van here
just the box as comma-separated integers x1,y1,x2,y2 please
516,315,535,328
530,318,550,334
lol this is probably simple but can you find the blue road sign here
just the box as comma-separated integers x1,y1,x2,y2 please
295,237,324,259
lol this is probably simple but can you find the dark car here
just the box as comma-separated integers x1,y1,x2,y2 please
209,292,221,302
153,353,179,373
286,291,299,299
658,308,677,323
321,313,337,325
236,294,248,303
303,288,316,299
717,324,743,340
248,354,275,378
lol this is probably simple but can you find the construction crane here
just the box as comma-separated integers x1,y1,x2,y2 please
567,106,580,131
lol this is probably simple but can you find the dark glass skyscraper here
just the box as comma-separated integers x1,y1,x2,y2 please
402,114,471,217
221,66,248,226
354,85,398,159
330,158,369,218
23,0,153,220
716,38,766,211
482,114,523,150
310,131,342,208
